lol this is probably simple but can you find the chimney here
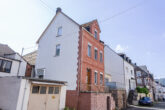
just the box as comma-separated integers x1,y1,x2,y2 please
56,7,62,14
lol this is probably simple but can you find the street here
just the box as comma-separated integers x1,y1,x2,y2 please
126,102,165,110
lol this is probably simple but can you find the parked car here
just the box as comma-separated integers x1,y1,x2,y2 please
139,97,153,106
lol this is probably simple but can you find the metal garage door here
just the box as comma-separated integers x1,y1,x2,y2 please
28,84,61,110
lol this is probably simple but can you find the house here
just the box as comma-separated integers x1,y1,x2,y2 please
36,8,115,110
118,53,136,96
0,43,27,77
134,65,154,100
104,45,125,89
23,50,37,77
0,76,67,110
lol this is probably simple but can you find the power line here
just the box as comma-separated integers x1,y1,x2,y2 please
100,0,148,23
38,0,56,13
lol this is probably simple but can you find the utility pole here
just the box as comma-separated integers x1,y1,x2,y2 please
17,48,24,76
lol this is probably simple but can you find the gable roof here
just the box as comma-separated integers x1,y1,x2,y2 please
36,9,80,44
0,43,15,57
81,19,101,32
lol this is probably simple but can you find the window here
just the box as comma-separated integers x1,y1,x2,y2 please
100,52,103,62
94,71,98,84
55,44,61,56
48,87,54,94
137,78,142,84
136,71,141,77
57,27,62,36
0,60,12,73
100,73,103,84
94,49,98,60
54,87,60,94
86,68,91,84
94,30,97,39
88,44,91,57
32,86,40,93
40,86,47,94
85,26,90,32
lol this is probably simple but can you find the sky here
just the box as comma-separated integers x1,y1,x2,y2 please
0,0,165,78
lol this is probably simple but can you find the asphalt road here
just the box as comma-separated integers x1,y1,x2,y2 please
126,102,165,110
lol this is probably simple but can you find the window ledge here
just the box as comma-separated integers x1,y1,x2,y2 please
56,35,62,37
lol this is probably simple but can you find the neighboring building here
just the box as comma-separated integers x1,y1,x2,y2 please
134,65,154,100
0,43,27,77
104,45,125,89
154,81,165,101
155,78,165,86
0,76,67,110
23,50,37,77
119,53,136,96
36,8,115,110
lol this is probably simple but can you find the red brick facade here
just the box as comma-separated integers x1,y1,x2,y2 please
78,20,105,92
66,20,116,110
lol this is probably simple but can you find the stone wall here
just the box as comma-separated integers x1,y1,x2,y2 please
66,91,116,110
110,89,126,110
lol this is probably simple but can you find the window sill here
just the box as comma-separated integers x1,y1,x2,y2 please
56,35,62,37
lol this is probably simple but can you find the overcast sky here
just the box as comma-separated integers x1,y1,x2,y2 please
0,0,165,78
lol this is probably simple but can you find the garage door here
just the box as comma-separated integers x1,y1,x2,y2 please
28,84,61,110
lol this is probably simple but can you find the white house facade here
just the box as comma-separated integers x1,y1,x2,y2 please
104,45,125,89
36,10,80,90
123,60,136,95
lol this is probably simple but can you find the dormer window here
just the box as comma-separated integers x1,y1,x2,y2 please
85,26,90,32
57,27,62,36
94,30,97,40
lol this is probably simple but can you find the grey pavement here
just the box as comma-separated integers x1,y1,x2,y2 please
126,102,165,110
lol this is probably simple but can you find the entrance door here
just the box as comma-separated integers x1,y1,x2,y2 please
28,84,61,110
87,68,91,91
107,96,110,110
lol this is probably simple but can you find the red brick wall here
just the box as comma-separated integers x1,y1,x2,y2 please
66,90,79,109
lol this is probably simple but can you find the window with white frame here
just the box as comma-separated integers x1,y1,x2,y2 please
88,44,91,57
100,73,103,84
100,51,103,62
55,44,61,56
0,59,12,73
57,27,62,36
94,30,97,39
136,71,141,77
137,78,142,84
94,71,98,84
94,48,98,60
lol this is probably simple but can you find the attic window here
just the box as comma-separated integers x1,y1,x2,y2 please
85,26,90,32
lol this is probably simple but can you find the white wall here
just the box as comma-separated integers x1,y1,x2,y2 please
0,57,20,77
16,79,31,110
124,60,136,95
59,85,67,110
0,54,27,77
15,54,27,76
0,77,21,110
36,12,80,90
104,45,125,88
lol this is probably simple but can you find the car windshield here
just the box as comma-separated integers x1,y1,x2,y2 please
144,97,151,101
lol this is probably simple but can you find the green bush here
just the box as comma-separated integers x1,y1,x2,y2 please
136,86,149,96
